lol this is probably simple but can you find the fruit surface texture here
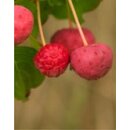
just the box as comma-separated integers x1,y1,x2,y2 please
14,5,34,44
34,44,69,77
71,44,113,80
51,28,95,53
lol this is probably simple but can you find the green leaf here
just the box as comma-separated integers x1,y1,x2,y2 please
40,0,50,24
75,0,102,12
48,0,64,6
15,46,45,100
48,0,102,23
28,35,42,50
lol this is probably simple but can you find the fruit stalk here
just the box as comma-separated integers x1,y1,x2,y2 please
36,0,46,46
68,0,88,46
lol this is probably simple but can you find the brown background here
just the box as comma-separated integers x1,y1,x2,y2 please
15,0,116,129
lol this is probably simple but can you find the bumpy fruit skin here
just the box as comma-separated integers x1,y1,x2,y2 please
14,5,34,44
34,44,69,77
51,28,95,53
71,44,113,80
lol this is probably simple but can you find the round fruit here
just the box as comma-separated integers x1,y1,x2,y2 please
70,44,113,80
14,5,34,44
51,28,95,53
34,44,69,77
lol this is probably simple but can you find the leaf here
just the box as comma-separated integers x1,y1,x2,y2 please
15,46,45,100
48,0,64,6
47,0,102,23
76,0,103,12
28,35,42,50
40,0,50,24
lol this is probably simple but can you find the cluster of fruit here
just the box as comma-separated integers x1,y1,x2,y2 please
14,4,113,80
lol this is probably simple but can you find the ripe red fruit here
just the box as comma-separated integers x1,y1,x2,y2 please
34,44,69,77
14,5,34,44
71,44,113,80
51,28,95,53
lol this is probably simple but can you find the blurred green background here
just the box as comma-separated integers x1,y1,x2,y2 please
15,0,116,129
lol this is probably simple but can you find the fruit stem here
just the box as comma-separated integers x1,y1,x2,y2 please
36,0,46,46
68,0,88,46
66,0,73,28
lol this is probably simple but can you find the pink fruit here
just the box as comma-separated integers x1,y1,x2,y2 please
34,43,69,77
71,44,113,80
14,5,34,44
51,28,95,53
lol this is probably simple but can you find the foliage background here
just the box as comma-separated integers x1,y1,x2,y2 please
15,0,116,129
